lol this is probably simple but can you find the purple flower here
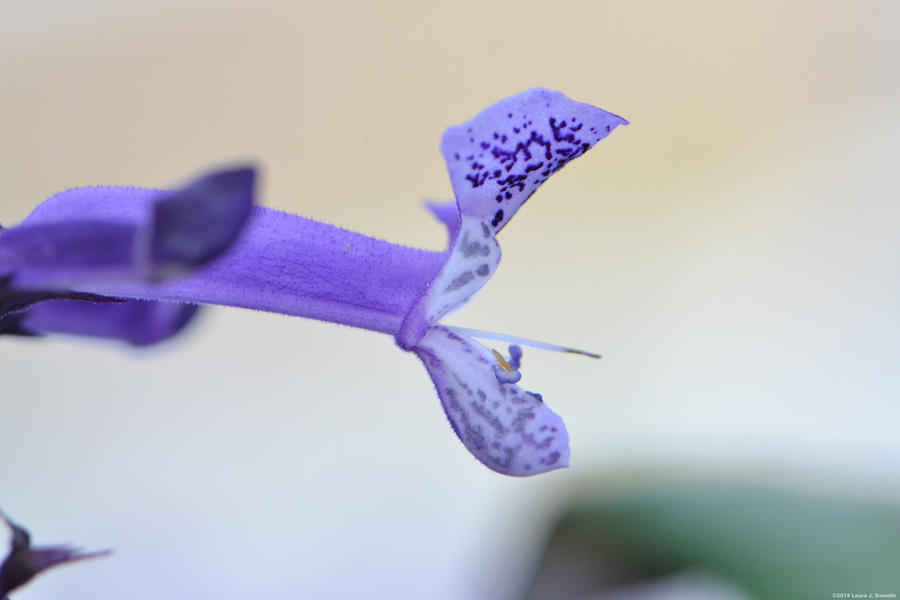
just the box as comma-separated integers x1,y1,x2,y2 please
0,511,110,598
0,166,254,343
1,89,626,476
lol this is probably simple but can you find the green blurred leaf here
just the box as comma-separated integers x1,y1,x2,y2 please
529,481,900,600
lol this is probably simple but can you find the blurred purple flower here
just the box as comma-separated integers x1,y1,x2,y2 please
0,166,254,343
0,89,626,476
0,511,110,599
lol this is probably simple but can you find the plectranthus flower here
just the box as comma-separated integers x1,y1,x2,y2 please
0,88,626,476
0,511,110,599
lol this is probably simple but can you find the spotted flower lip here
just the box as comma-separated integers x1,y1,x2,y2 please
0,510,110,598
1,88,626,476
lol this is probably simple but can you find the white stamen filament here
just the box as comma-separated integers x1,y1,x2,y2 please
447,325,601,359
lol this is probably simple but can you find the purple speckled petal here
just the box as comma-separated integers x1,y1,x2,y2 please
414,325,569,476
396,215,500,348
16,298,199,345
0,511,110,598
441,88,627,232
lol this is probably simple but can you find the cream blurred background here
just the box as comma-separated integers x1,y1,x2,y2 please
2,1,899,598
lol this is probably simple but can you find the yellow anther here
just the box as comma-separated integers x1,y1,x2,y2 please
492,349,514,371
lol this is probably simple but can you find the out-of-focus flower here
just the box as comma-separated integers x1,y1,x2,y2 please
0,167,255,344
0,89,626,475
0,511,110,599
